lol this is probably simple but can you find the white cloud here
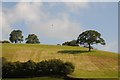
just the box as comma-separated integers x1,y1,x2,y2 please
1,9,12,40
28,13,83,40
1,2,44,40
64,1,89,12
2,0,119,2
2,2,86,41
14,2,44,21
64,0,90,15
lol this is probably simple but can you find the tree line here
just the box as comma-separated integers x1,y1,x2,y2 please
2,58,74,78
4,29,105,51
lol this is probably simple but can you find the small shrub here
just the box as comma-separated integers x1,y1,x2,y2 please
2,40,10,43
62,40,79,46
57,44,61,46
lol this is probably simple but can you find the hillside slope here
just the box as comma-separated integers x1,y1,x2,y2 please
2,44,118,78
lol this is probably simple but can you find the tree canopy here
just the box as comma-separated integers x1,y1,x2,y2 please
77,30,105,51
9,30,23,43
25,34,40,44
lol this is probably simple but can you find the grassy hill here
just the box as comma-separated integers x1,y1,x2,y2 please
1,43,118,78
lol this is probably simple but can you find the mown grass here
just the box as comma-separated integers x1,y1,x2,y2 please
1,43,118,78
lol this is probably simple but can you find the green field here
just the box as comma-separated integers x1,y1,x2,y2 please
1,43,118,78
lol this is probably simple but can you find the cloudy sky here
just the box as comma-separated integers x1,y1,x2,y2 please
1,0,119,53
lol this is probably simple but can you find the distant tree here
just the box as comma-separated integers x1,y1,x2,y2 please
25,34,40,44
62,40,79,46
69,40,79,46
62,41,69,46
77,30,105,51
57,44,61,46
9,30,23,43
2,40,10,43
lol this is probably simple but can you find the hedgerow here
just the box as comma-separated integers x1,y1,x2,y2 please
2,58,75,78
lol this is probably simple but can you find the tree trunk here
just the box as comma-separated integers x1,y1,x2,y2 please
88,43,91,51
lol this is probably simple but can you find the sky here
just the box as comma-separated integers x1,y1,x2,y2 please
1,0,119,53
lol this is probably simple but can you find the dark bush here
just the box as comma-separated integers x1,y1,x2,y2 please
62,41,70,46
2,62,16,77
21,60,37,77
36,59,66,76
2,58,75,78
2,40,10,43
63,62,75,74
36,60,49,75
13,61,23,77
57,44,61,46
48,59,64,75
62,40,79,46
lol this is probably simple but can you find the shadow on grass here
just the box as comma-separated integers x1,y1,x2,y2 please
58,50,93,54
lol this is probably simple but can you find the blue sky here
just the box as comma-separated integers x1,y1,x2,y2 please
1,1,118,52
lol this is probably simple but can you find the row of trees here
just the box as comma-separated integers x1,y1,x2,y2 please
62,40,79,46
9,30,40,44
2,58,74,78
8,29,105,51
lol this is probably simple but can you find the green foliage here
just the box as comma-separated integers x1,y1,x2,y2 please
36,59,74,76
36,60,49,75
77,30,105,51
2,62,16,77
62,40,79,46
25,34,40,44
63,62,75,74
2,58,75,78
47,59,64,74
9,30,23,43
22,60,37,76
1,40,10,43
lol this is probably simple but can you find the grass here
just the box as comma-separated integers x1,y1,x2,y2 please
1,43,118,78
